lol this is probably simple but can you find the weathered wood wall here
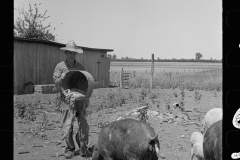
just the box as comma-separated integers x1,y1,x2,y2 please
83,50,110,87
14,38,112,94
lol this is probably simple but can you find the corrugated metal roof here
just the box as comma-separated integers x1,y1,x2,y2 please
14,37,114,52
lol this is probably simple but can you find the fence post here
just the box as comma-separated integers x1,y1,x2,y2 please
120,68,123,88
150,54,154,92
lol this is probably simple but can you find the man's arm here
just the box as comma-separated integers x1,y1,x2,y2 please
53,64,63,87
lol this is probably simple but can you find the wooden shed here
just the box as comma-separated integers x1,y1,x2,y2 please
14,37,114,94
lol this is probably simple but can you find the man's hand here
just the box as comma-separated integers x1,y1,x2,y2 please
61,72,66,80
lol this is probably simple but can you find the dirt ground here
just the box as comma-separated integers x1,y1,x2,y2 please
14,88,222,160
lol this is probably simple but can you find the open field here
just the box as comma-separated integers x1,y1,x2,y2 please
110,61,222,72
110,62,222,91
14,88,222,160
14,61,222,160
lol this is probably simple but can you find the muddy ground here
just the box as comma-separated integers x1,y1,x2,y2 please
14,88,222,160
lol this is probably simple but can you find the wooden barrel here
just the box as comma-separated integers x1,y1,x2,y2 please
61,70,95,98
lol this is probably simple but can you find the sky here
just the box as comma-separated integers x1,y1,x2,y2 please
14,0,222,60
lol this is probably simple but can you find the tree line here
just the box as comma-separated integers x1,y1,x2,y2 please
107,53,222,63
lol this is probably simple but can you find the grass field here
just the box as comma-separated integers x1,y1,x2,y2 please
110,61,222,72
110,62,222,91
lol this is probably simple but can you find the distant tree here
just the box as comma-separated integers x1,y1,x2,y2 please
14,3,58,41
195,52,203,60
112,54,117,59
107,54,112,59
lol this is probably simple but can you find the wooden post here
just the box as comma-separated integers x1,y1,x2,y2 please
120,68,123,88
150,54,154,91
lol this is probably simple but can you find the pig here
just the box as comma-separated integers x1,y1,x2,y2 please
203,120,222,160
232,107,240,129
190,132,204,160
201,108,222,133
92,118,160,160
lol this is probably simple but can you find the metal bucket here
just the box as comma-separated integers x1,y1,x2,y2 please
61,70,95,98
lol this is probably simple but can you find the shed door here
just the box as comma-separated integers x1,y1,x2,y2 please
82,51,109,87
96,53,109,87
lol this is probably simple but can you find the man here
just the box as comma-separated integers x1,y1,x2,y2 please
53,40,92,159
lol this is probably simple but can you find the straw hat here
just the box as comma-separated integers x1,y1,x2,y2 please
60,40,83,54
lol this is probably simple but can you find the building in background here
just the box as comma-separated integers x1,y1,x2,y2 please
14,37,113,94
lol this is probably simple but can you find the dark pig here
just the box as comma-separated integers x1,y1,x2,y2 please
203,120,222,160
92,118,160,160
